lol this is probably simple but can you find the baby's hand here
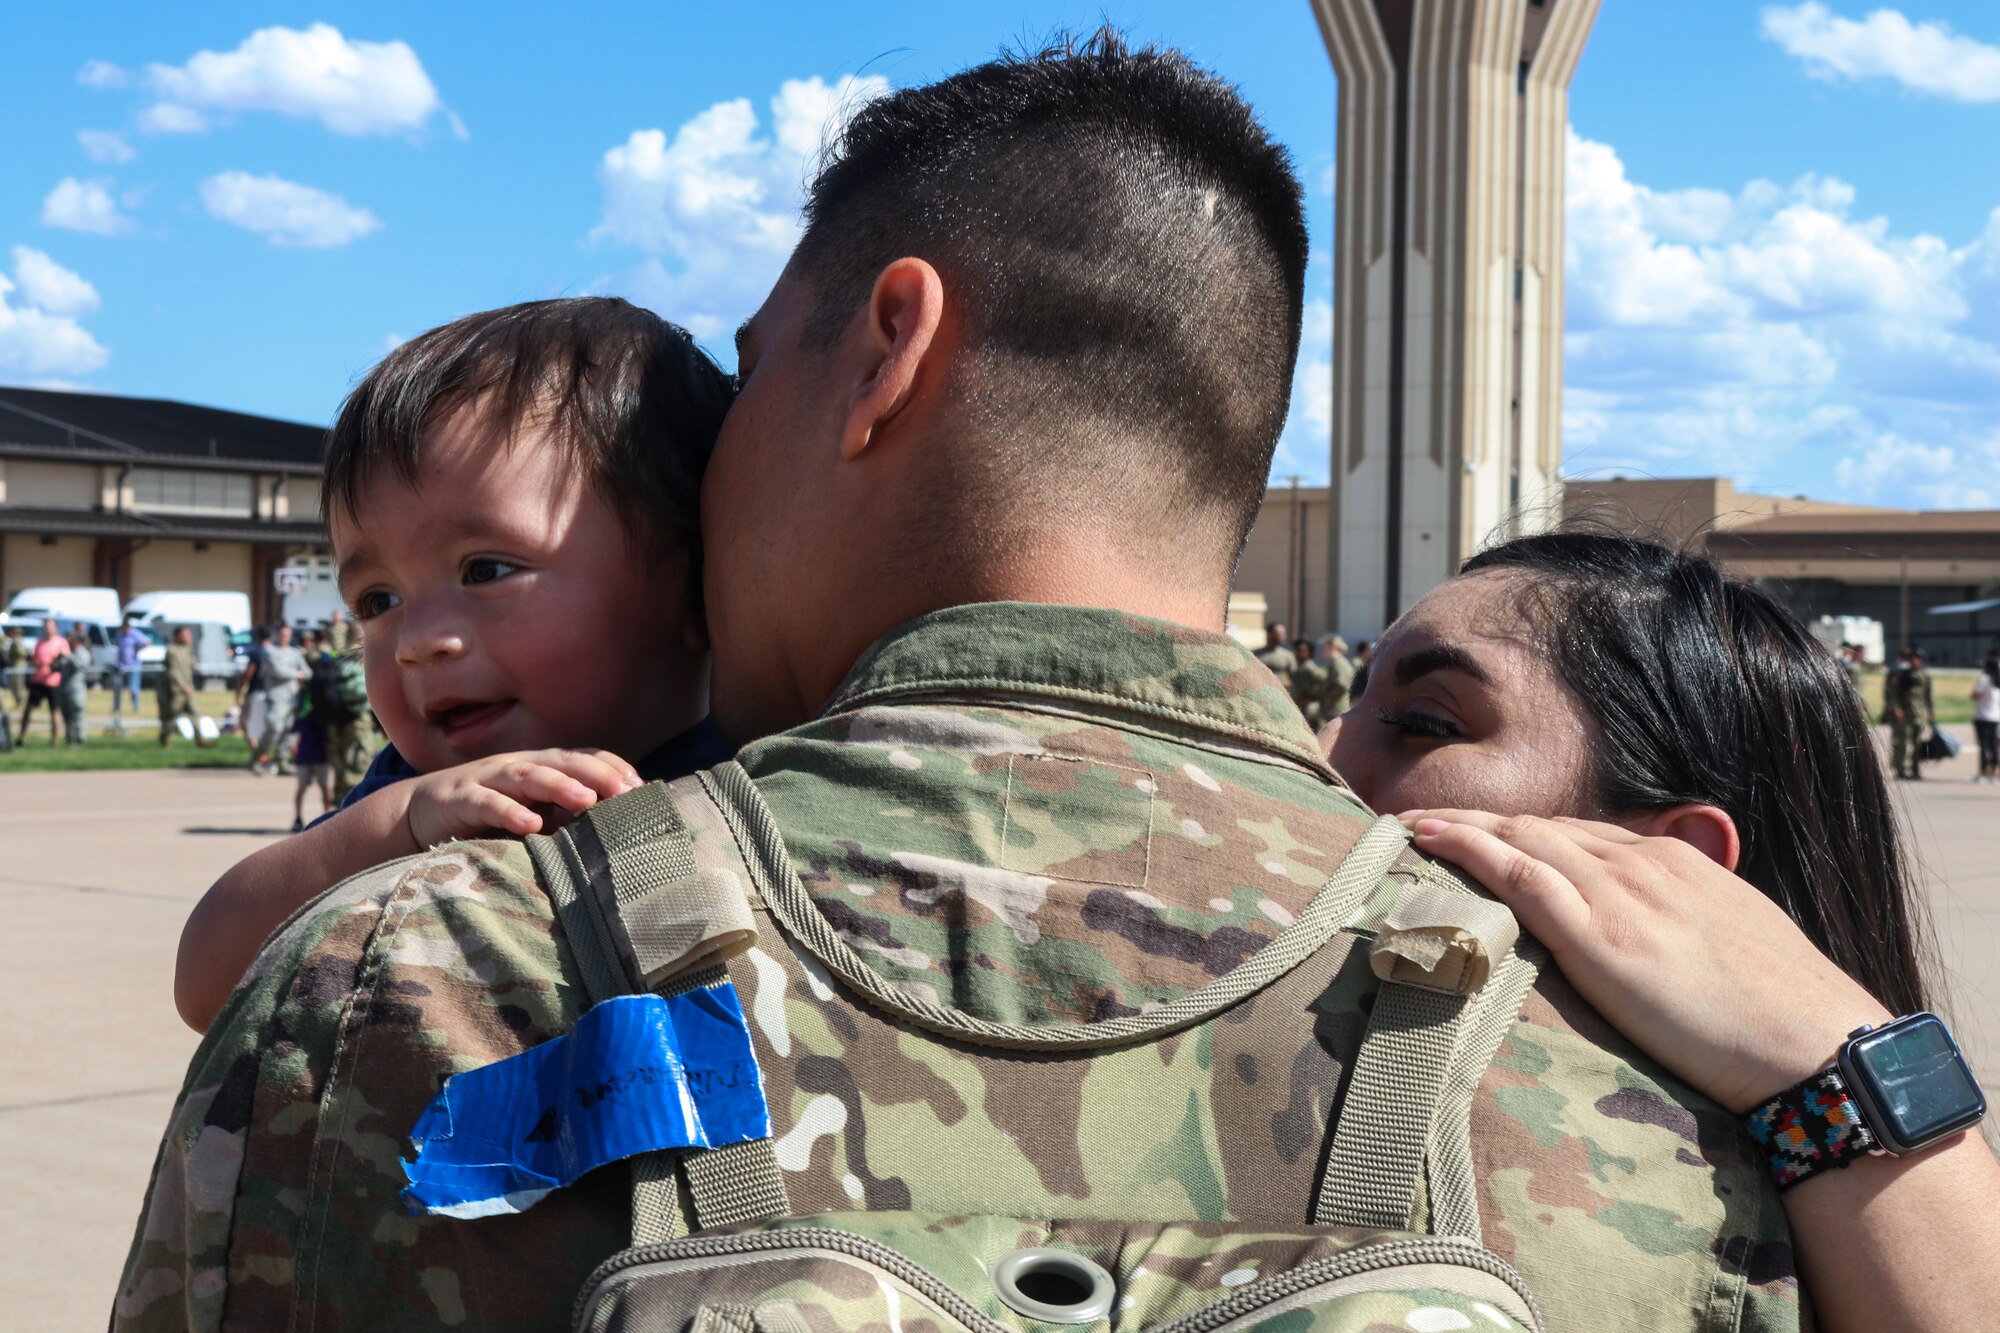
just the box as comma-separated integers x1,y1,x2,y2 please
403,749,643,849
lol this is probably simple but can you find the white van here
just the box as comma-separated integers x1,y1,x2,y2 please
6,586,123,626
123,591,254,637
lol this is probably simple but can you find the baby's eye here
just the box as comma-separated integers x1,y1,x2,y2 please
463,557,521,586
353,589,400,620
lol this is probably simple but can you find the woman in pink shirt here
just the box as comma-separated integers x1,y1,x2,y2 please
21,617,69,745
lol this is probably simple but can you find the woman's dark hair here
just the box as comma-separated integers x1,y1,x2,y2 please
1461,530,1932,1015
1984,652,2000,687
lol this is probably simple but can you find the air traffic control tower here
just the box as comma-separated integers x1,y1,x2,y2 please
1309,0,1600,635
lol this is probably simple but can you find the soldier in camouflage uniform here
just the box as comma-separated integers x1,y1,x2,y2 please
1288,636,1329,725
1315,633,1357,721
1884,646,1933,779
1253,622,1297,695
116,36,1798,1333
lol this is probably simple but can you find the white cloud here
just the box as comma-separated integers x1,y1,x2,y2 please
77,129,135,164
1561,129,2000,507
40,177,133,235
1762,3,2000,103
137,102,210,135
10,247,100,317
77,59,128,89
591,74,888,343
199,171,381,248
0,248,108,379
1273,295,1333,480
130,23,452,137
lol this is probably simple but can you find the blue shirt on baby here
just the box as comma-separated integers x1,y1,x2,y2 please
328,715,736,819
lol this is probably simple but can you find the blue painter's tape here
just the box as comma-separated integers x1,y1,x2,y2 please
400,985,770,1218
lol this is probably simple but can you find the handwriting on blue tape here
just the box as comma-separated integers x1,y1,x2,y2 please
401,985,770,1218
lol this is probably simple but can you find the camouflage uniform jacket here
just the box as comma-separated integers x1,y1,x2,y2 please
158,643,196,706
115,603,1802,1333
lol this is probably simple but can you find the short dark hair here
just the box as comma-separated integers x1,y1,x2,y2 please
792,30,1308,574
323,298,733,552
1462,531,1933,1016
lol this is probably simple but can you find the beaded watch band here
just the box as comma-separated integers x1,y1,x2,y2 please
1743,1067,1878,1190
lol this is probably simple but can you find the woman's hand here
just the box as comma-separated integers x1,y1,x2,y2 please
1403,809,1891,1114
403,748,643,850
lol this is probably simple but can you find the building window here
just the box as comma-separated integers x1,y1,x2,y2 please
129,467,253,517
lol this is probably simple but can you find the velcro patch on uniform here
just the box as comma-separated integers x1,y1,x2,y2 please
400,986,770,1218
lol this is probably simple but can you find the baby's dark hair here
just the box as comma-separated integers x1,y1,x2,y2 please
323,298,733,554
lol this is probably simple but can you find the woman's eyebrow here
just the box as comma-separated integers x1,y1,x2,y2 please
1394,645,1490,686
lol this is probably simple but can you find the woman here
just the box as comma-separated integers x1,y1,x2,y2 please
1324,531,2000,1332
1974,651,1999,783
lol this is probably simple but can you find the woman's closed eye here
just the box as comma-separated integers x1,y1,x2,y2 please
462,556,523,587
1375,706,1464,740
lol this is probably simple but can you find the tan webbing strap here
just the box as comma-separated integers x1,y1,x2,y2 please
530,783,789,1239
681,1139,792,1230
1316,859,1536,1237
1313,980,1468,1230
1425,940,1545,1242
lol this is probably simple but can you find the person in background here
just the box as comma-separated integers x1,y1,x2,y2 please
291,687,333,833
1287,635,1327,724
1314,632,1356,720
1839,642,1865,694
1884,644,1934,780
1254,620,1296,691
1973,651,2000,784
254,625,309,777
116,615,149,716
59,622,93,745
21,617,69,745
156,627,211,749
325,608,353,656
2,623,27,711
1352,637,1373,671
236,626,271,769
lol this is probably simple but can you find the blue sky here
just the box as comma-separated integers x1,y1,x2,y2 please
2,2,1996,507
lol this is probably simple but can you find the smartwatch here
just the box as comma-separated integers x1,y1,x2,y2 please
1744,1012,1986,1189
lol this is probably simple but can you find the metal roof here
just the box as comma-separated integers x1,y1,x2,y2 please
0,386,325,472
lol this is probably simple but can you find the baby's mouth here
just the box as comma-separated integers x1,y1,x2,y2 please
428,699,514,743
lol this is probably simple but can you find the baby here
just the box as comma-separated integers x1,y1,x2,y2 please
175,298,734,1030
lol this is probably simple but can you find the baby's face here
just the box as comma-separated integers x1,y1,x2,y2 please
329,405,705,775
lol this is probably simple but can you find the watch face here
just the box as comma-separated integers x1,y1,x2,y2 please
1847,1014,1987,1150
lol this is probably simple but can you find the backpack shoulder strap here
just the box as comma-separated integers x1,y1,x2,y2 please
527,775,790,1244
1314,857,1546,1243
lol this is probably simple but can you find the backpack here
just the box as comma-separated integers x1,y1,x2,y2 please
522,767,1548,1333
308,653,369,727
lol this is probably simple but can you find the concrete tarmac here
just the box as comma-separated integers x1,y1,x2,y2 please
4,738,1997,1328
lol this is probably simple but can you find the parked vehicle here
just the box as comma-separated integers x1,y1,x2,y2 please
6,586,122,626
123,590,253,637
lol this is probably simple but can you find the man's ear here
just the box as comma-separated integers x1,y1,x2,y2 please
1629,803,1741,871
840,258,946,462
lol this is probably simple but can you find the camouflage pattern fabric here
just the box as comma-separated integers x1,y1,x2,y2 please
577,1213,1538,1332
114,603,1803,1333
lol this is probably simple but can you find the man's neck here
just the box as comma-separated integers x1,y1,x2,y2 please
795,546,1228,727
